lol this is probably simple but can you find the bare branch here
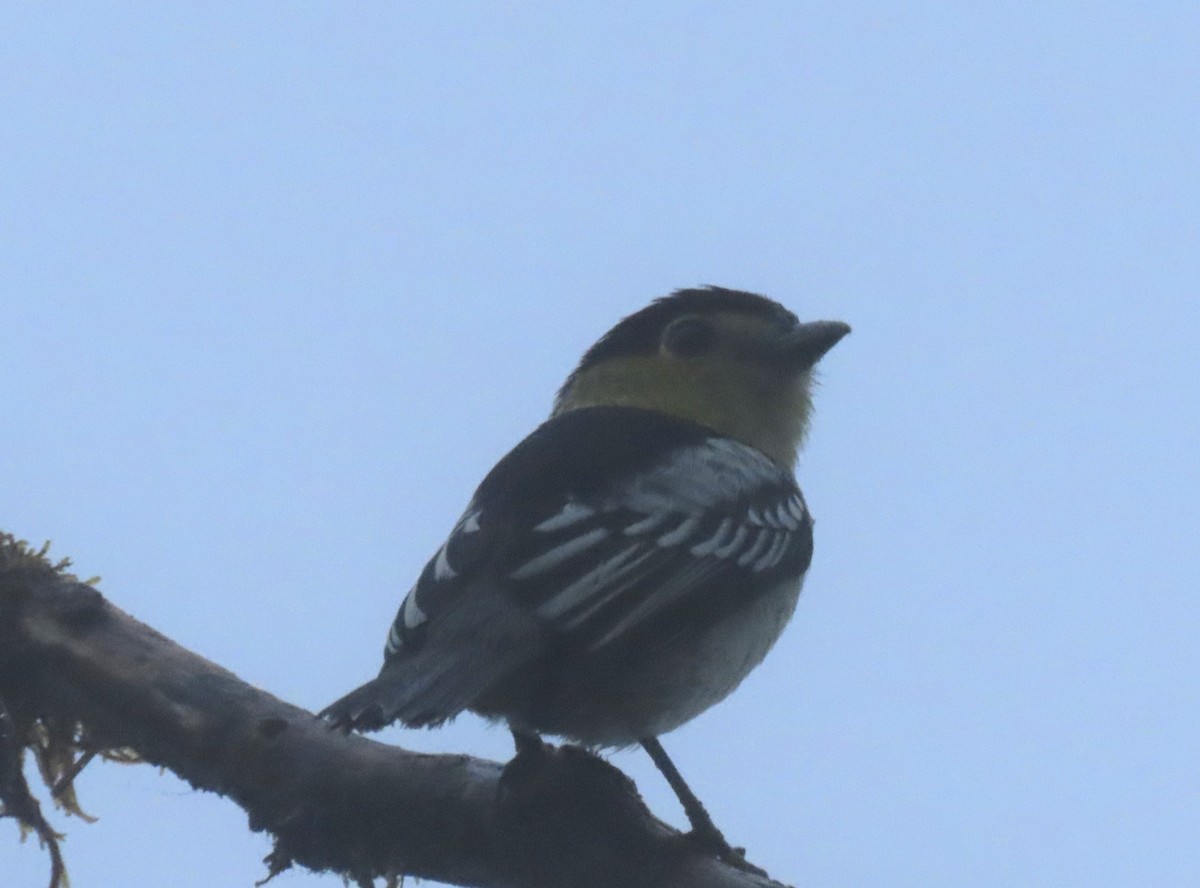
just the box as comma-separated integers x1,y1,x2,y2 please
0,535,792,888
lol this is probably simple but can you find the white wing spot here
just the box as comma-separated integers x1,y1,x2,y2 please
386,622,403,654
775,501,799,531
433,544,456,580
787,496,805,523
402,591,427,629
461,509,482,533
657,513,701,548
712,524,749,559
623,511,671,536
690,517,734,557
558,553,659,629
737,528,775,568
536,544,650,621
585,554,714,649
755,530,792,572
534,501,596,533
509,527,611,580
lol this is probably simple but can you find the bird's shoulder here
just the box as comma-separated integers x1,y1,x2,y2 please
473,405,731,516
389,406,811,653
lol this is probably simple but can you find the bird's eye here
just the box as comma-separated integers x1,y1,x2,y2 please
661,316,717,358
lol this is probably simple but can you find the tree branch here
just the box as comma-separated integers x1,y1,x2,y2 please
0,535,792,888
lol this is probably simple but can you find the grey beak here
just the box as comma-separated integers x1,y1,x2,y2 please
781,320,851,369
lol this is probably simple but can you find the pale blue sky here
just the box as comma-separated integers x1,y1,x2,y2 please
3,5,1197,887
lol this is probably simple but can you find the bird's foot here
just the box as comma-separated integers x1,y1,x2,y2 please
510,728,549,759
684,823,765,876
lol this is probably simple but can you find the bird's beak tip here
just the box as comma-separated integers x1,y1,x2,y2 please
787,320,850,367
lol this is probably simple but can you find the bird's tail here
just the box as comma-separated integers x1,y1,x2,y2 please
318,644,527,732
319,673,408,731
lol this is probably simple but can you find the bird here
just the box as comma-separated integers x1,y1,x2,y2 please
320,286,849,861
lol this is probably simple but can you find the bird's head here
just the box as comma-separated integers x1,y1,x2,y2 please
553,286,850,468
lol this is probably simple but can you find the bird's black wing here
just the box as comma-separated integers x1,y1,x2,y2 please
497,433,811,652
398,406,812,652
322,406,813,730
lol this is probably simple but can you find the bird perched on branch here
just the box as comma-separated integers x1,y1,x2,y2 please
321,286,849,862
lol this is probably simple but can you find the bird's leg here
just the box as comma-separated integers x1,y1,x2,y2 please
510,727,547,758
640,737,739,858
